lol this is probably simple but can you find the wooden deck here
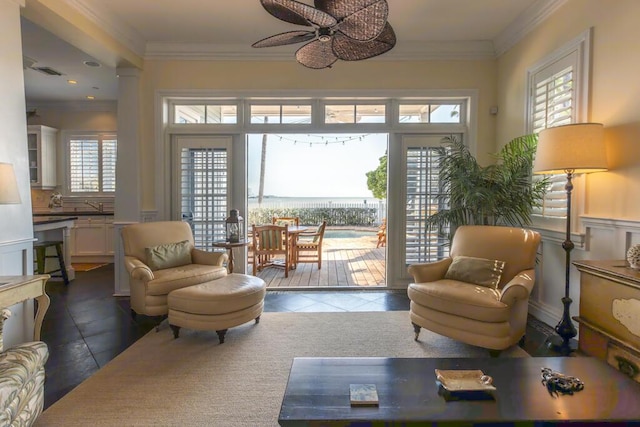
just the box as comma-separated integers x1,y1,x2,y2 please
253,235,386,288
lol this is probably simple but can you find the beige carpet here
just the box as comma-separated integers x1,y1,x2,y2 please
38,311,527,426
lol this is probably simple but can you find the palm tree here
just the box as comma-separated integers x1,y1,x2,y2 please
426,134,548,242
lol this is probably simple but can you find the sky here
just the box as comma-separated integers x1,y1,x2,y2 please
247,133,388,198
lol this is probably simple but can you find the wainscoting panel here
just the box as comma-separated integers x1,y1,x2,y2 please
0,238,36,348
529,216,640,329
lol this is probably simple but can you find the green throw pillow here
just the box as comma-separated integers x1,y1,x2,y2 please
145,240,192,271
444,255,506,289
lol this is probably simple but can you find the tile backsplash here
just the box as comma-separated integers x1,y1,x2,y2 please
31,189,114,212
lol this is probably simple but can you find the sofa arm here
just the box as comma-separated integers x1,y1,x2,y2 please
192,249,228,267
407,258,452,283
499,269,536,306
123,256,154,281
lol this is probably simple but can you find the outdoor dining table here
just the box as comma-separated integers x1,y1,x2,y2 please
286,225,308,268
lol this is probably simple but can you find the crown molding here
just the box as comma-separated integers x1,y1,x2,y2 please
144,40,496,61
63,0,146,56
63,0,566,63
493,0,569,57
5,0,25,7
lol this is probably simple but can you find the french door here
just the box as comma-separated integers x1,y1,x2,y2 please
172,135,232,249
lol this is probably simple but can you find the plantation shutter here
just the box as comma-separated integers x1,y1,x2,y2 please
531,61,575,218
102,138,117,192
69,135,117,193
405,135,451,264
176,137,231,250
69,138,99,192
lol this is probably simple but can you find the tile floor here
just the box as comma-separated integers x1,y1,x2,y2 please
40,264,564,409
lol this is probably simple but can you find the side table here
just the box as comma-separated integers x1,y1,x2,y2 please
0,275,50,343
212,240,251,273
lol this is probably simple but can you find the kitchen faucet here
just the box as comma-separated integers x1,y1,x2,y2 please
84,200,104,212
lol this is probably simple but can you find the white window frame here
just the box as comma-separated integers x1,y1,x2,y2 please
526,28,592,232
63,131,117,196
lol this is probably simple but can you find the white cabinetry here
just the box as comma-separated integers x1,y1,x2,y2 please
70,216,114,262
27,125,58,189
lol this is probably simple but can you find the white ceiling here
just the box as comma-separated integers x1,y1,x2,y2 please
21,0,562,104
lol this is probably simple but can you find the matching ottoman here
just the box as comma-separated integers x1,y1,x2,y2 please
167,273,266,343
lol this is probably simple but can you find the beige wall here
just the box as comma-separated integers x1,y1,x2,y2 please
140,59,498,210
26,106,117,130
497,0,640,219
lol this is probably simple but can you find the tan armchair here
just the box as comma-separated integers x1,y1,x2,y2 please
407,225,541,354
121,221,228,318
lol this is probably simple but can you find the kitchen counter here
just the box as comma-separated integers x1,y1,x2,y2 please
33,217,76,282
33,216,78,226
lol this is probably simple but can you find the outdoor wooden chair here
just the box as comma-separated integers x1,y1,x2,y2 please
293,221,326,270
376,218,387,248
251,224,291,277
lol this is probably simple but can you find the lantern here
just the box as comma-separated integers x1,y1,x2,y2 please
225,209,244,243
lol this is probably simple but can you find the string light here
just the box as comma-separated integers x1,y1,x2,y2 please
271,134,371,146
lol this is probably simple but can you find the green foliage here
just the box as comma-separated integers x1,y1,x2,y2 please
366,153,387,200
426,134,548,241
248,207,378,227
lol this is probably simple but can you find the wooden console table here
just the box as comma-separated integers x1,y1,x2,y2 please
573,260,640,382
0,275,50,342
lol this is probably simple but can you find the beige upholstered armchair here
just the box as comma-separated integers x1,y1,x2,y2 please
121,221,228,318
0,309,48,427
407,225,541,354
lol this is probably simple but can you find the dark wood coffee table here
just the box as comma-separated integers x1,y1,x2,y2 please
278,357,640,426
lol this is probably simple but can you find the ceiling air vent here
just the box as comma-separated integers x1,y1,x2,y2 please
32,66,64,76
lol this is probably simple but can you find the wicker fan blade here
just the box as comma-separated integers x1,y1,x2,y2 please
295,40,338,69
252,31,316,48
260,0,336,28
316,0,388,41
332,22,396,61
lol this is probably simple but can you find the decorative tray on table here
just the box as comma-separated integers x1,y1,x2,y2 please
435,369,496,393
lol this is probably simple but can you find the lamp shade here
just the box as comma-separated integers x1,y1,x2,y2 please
533,123,608,175
0,162,21,204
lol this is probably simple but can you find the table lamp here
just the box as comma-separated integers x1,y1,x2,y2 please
0,162,21,204
533,123,608,354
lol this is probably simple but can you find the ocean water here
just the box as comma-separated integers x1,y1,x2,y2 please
248,196,384,207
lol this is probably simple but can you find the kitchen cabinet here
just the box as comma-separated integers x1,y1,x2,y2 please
27,125,58,189
70,216,114,262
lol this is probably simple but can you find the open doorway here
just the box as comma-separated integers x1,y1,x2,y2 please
247,133,388,288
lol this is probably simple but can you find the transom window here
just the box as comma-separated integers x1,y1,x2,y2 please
174,104,238,124
250,104,312,124
399,103,462,124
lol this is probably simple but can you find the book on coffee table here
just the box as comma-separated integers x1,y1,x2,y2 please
350,384,379,406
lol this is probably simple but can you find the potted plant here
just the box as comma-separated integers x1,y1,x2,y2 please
426,134,548,242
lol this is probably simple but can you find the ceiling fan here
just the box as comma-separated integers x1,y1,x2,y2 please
252,0,396,69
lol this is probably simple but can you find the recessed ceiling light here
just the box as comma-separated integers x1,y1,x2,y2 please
83,60,101,68
86,95,95,100
67,79,78,85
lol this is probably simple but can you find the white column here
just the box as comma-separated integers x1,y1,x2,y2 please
114,67,142,295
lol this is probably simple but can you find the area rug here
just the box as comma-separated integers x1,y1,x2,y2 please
38,311,527,426
71,263,108,272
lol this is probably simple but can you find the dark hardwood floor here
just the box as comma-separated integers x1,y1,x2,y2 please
40,264,567,409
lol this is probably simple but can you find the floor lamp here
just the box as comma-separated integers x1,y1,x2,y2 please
0,162,22,205
533,123,608,354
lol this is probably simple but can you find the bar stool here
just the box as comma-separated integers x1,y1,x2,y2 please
34,241,69,285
